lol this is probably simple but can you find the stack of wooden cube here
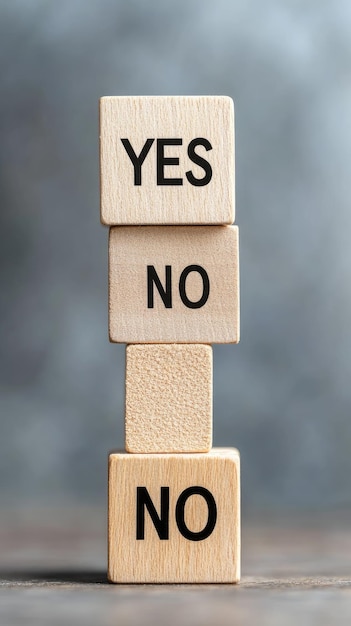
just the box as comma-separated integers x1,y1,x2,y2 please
99,96,240,583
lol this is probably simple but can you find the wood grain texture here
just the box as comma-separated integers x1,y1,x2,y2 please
125,344,212,453
100,96,234,225
108,448,240,583
109,225,239,343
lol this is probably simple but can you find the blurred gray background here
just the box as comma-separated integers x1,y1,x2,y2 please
1,0,351,512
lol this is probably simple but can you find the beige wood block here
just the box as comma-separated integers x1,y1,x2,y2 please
109,225,239,343
108,448,240,583
125,344,212,453
100,95,234,225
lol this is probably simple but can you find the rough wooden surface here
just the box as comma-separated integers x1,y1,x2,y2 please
125,344,212,453
109,225,240,343
100,95,235,225
1,508,351,625
108,449,240,583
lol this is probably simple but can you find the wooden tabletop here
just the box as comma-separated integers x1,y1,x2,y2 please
1,507,351,624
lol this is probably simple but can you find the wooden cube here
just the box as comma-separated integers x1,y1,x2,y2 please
109,225,239,344
100,96,234,225
125,344,212,453
108,449,240,583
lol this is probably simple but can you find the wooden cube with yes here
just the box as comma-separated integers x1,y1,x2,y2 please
108,449,240,583
100,95,235,226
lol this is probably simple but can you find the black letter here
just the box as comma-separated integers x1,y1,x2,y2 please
179,265,209,309
136,487,169,540
147,265,172,308
175,486,217,541
186,138,212,186
157,138,183,185
121,138,154,185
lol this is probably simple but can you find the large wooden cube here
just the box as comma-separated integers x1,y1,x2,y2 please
100,96,234,225
109,225,239,344
108,449,240,583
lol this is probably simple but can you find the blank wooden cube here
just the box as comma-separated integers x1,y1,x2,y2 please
125,344,212,453
108,449,240,583
109,225,239,344
100,96,234,225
